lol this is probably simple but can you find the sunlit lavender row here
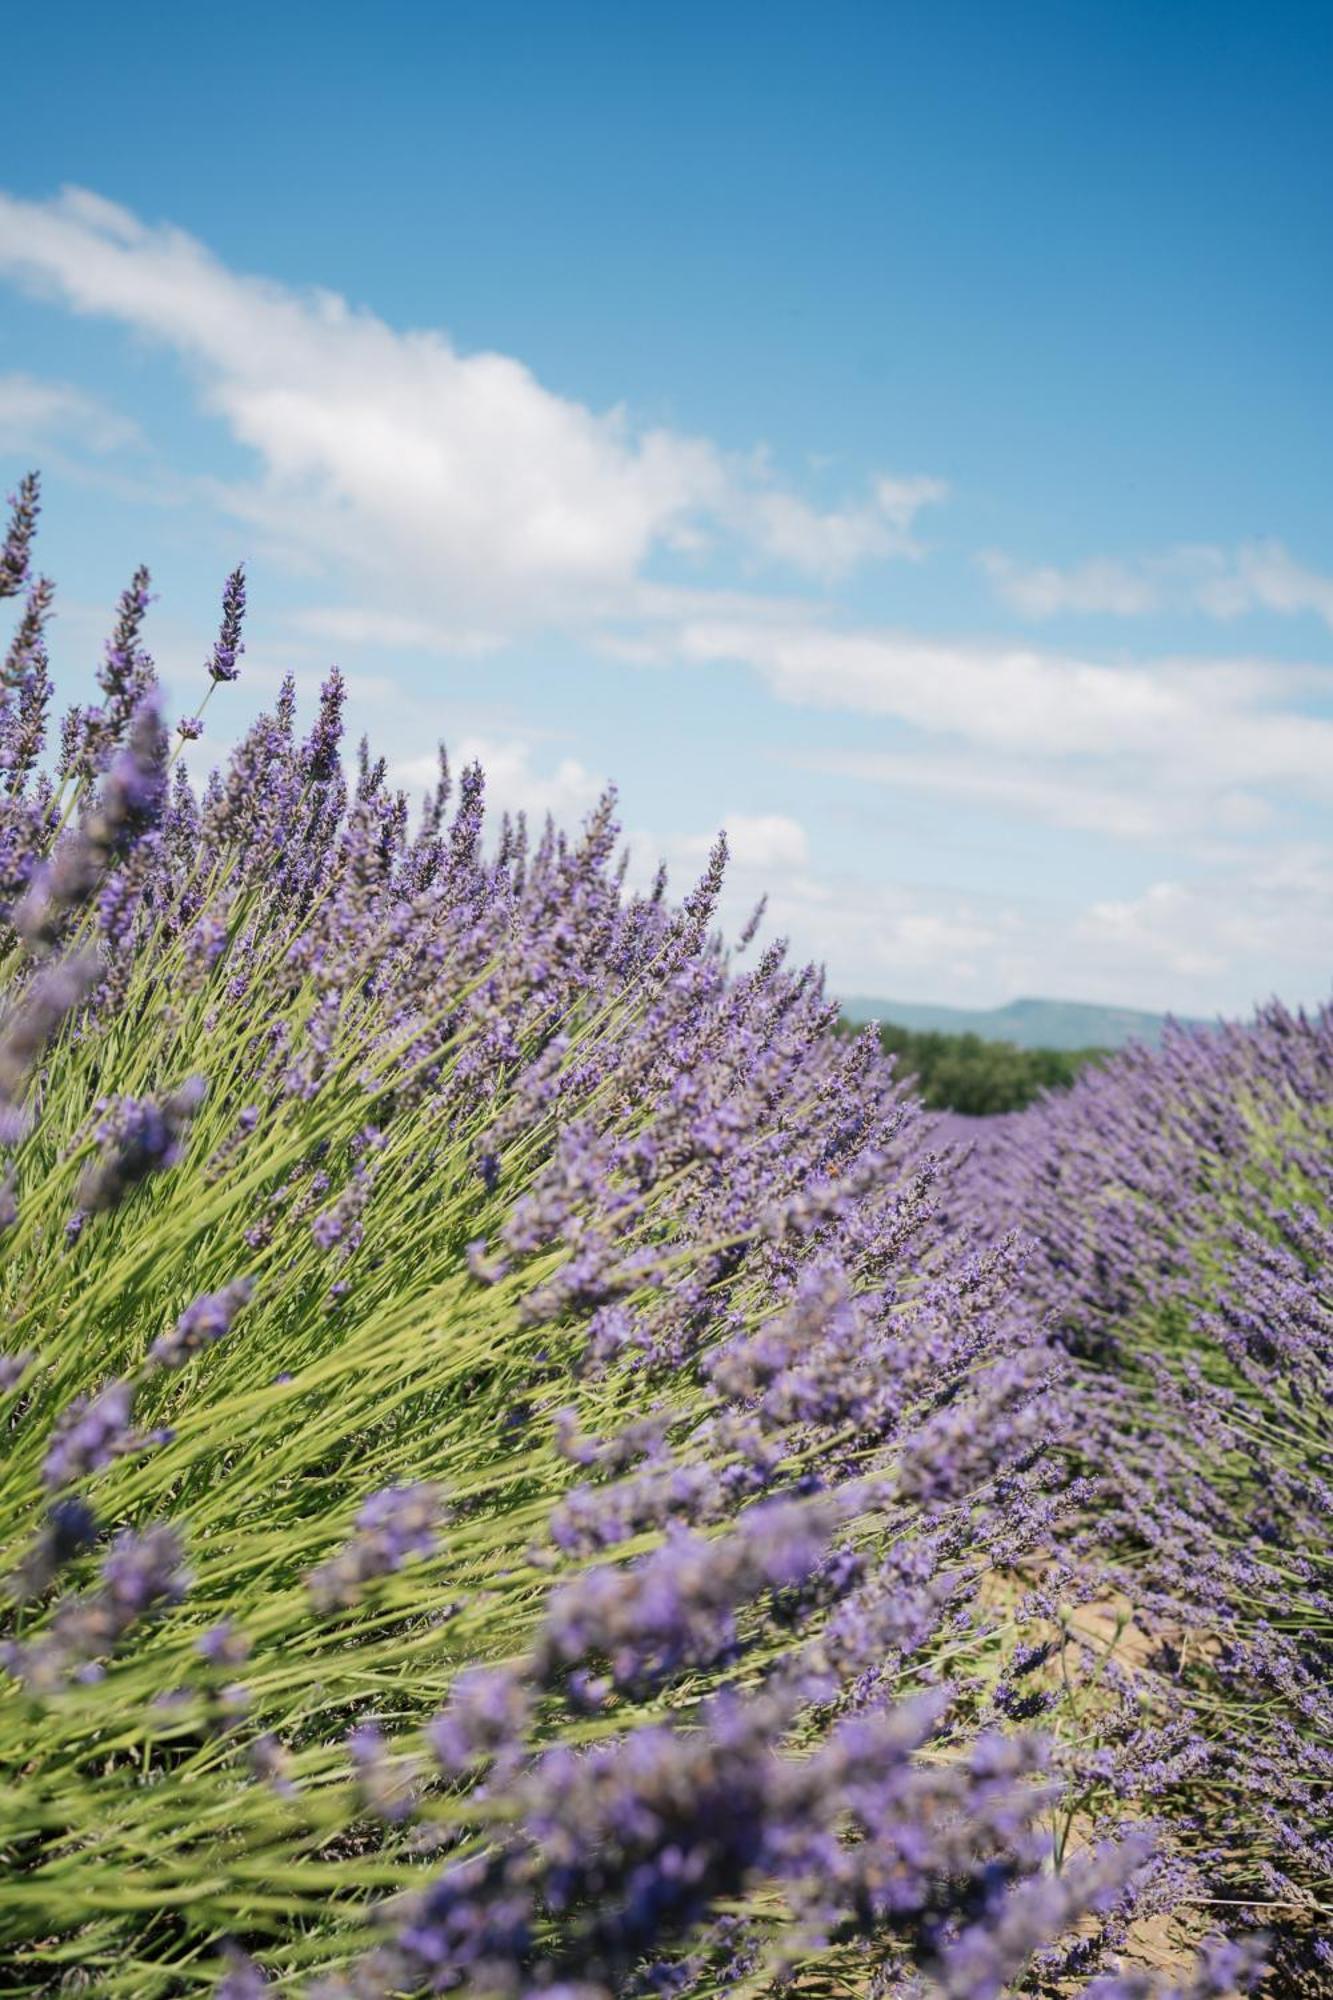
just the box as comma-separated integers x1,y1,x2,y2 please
0,474,1312,1994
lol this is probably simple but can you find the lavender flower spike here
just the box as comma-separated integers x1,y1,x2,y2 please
43,1379,135,1489
150,1276,254,1369
78,1075,207,1214
0,471,39,597
307,1481,443,1612
207,565,247,683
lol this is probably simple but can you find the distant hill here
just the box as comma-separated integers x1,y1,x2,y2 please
838,994,1202,1052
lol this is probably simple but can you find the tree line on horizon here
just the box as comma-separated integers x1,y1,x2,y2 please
848,1017,1107,1115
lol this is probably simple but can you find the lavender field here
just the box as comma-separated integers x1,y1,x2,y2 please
0,477,1328,1996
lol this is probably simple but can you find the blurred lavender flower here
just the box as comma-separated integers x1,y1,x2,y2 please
78,1075,206,1213
214,1946,271,1997
347,1720,418,1823
0,1348,33,1393
2,1523,187,1692
307,1482,443,1611
0,472,40,598
429,1666,531,1779
0,950,100,1141
11,1495,98,1601
150,1276,254,1369
42,1379,134,1489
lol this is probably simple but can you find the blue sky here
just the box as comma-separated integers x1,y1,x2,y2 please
1,0,1330,1016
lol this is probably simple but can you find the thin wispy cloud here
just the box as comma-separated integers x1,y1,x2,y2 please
0,369,140,454
982,542,1333,631
651,615,1333,792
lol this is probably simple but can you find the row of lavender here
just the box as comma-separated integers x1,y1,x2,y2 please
957,1008,1333,1993
0,474,1278,1995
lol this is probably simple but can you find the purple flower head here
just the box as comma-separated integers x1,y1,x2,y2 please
428,1666,531,1778
12,1495,99,1601
3,1521,185,1691
0,1349,34,1394
537,1499,835,1692
0,472,39,598
0,951,100,1132
302,667,345,782
207,565,247,683
78,1075,207,1213
307,1481,443,1612
215,1946,270,1997
197,1619,252,1669
150,1276,254,1370
249,1731,297,1797
100,1523,189,1624
43,1379,135,1489
90,700,168,846
347,1720,417,1822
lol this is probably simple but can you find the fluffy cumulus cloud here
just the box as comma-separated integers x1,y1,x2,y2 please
1073,846,1333,1003
393,735,607,828
982,542,1333,631
0,187,940,640
738,473,948,578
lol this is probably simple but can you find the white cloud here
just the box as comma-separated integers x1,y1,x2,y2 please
739,849,1333,1019
756,871,1006,991
0,187,939,637
663,615,1333,796
795,747,1273,842
983,541,1333,631
1074,853,1333,1000
393,735,607,827
631,814,1004,994
0,370,140,453
3,185,1330,1021
738,473,948,578
663,811,811,873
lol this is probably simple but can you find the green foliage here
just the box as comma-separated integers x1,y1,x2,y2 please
857,1021,1107,1116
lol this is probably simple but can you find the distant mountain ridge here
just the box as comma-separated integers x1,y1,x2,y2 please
838,994,1204,1051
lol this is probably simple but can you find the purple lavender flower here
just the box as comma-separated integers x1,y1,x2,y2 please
0,1349,33,1393
302,667,346,782
196,1619,252,1669
12,1495,98,1600
0,472,39,597
307,1481,443,1611
347,1720,417,1822
150,1276,254,1369
4,1522,188,1692
214,1946,271,1997
42,1379,135,1488
537,1498,835,1691
428,1666,531,1778
206,565,246,683
78,1075,207,1213
249,1731,297,1797
0,950,100,1138
100,1522,189,1622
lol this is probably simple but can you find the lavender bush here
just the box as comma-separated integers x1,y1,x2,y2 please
0,477,1267,1996
960,1017,1333,1993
